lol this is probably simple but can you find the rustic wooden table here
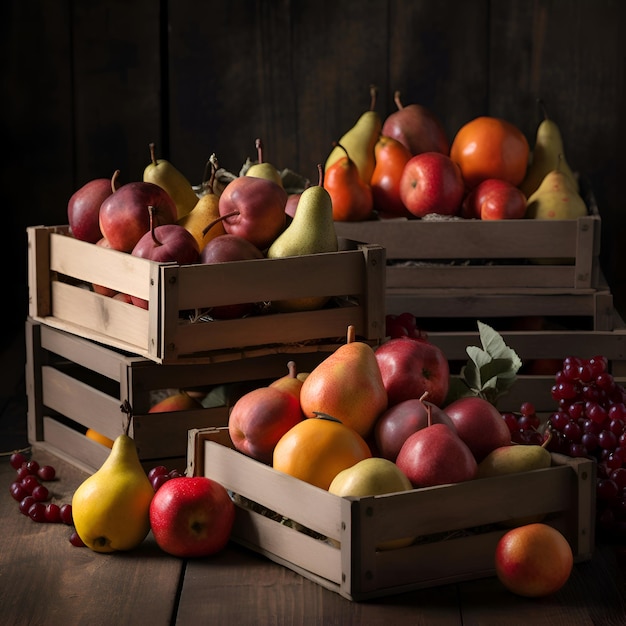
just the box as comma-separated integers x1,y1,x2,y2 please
1,449,625,626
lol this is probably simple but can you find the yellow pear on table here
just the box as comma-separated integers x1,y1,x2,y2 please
177,154,225,251
525,155,587,221
143,142,198,219
520,101,578,198
71,432,154,553
245,138,283,187
324,84,382,185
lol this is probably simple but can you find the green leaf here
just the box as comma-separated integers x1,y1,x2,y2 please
478,321,522,374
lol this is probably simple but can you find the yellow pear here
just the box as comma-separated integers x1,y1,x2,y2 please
329,457,414,550
269,360,304,401
177,154,225,251
324,85,382,185
525,156,587,221
143,142,198,219
245,138,283,187
71,433,154,553
520,101,578,198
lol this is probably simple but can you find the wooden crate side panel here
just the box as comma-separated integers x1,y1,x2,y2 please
25,319,44,442
27,226,52,318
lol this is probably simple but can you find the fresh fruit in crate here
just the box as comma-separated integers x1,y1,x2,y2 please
525,156,587,220
217,174,287,250
71,430,154,553
476,438,551,479
385,312,429,340
269,164,339,311
269,360,304,401
67,177,112,243
228,383,304,465
99,171,178,252
495,523,573,597
148,390,203,413
272,412,372,490
328,457,415,549
299,325,387,438
374,395,456,462
520,99,578,198
375,334,450,407
461,178,527,220
450,116,530,189
370,135,413,218
381,91,450,156
324,142,374,222
143,142,199,219
324,84,381,185
149,476,235,558
399,151,465,218
244,138,283,187
395,421,477,488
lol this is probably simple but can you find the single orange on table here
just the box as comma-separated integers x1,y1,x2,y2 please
450,116,529,189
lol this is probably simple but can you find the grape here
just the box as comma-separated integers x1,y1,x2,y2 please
148,465,169,481
586,403,608,425
28,502,47,523
59,504,73,525
25,460,40,475
37,465,56,481
588,355,609,376
550,411,570,431
21,475,40,494
31,484,49,502
611,468,626,489
501,412,519,433
10,482,28,502
10,452,27,470
519,401,536,417
597,478,619,501
19,496,36,516
581,432,599,452
168,469,182,479
69,530,86,547
44,503,62,523
151,473,170,492
552,381,580,401
16,465,31,481
563,420,582,442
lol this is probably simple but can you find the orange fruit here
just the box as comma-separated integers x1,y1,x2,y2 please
272,414,372,490
450,116,529,189
85,428,114,448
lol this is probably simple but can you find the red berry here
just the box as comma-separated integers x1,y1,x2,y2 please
148,465,169,481
21,475,40,494
31,484,49,502
69,530,86,547
45,503,62,523
25,460,40,475
19,496,36,515
28,502,47,523
37,465,56,481
9,452,27,470
59,503,73,525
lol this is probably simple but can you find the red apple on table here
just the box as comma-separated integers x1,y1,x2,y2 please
149,476,235,558
228,386,303,464
375,336,450,407
462,178,527,220
68,177,113,243
399,152,465,218
375,396,456,462
99,180,178,252
443,396,512,462
495,523,573,597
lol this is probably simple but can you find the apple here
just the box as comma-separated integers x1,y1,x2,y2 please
228,386,303,464
443,396,512,462
99,180,178,252
462,178,527,220
375,336,450,407
68,177,112,243
374,397,456,461
149,476,235,558
495,523,573,597
399,152,465,218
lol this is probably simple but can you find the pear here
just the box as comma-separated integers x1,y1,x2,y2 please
71,432,154,553
269,360,304,401
520,101,578,198
476,443,552,479
299,325,388,438
525,156,587,221
268,164,339,312
177,154,225,251
245,138,283,187
143,142,198,219
324,85,382,185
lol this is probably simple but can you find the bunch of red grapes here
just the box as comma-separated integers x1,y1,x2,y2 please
502,355,626,541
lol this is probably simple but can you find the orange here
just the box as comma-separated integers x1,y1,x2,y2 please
272,414,372,490
85,428,114,449
450,116,529,189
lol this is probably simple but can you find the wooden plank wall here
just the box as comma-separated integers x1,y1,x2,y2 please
3,0,625,347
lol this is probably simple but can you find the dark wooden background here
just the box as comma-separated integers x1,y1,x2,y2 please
3,0,625,349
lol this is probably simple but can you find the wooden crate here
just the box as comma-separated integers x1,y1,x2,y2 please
25,317,338,474
27,225,385,364
188,429,596,602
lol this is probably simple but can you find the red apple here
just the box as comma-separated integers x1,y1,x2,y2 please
399,152,465,218
228,386,304,464
149,476,235,558
495,523,573,597
99,180,178,252
375,336,450,407
68,178,112,243
375,397,456,461
443,396,512,462
462,178,527,220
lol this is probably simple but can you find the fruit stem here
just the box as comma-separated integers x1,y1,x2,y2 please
541,428,553,448
393,90,404,111
120,399,133,435
286,360,297,379
111,169,121,193
369,84,378,112
149,142,158,166
537,98,549,121
202,210,239,237
148,206,163,246
312,411,342,424
316,163,323,187
346,325,355,344
255,138,264,164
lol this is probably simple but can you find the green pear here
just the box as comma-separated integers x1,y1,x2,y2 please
245,138,283,187
268,165,338,312
520,101,578,198
324,85,382,185
525,158,587,221
71,433,154,553
143,143,198,219
476,443,551,479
